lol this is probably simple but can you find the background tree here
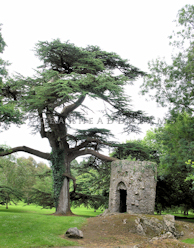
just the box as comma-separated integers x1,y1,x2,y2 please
0,40,153,215
0,24,23,128
28,168,54,209
70,158,110,210
141,4,194,115
139,4,194,214
0,155,23,208
145,113,194,214
0,153,52,209
16,156,50,205
110,139,159,163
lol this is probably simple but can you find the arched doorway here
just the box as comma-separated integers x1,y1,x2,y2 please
120,189,127,212
117,182,127,213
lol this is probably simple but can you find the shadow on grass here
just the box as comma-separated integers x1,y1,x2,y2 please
175,216,194,223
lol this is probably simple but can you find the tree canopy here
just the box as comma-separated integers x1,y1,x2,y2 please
110,139,159,164
144,112,194,214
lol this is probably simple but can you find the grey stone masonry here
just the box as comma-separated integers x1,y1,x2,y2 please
109,160,157,214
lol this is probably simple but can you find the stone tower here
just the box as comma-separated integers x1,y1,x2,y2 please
109,160,157,214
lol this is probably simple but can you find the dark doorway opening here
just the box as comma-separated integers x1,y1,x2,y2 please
119,189,127,213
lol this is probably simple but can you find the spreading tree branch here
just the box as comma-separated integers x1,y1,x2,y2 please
69,148,119,162
61,95,86,117
70,140,89,152
0,146,51,160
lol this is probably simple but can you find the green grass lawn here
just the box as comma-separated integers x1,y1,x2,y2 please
181,238,194,244
0,202,101,248
2,203,194,247
160,211,194,219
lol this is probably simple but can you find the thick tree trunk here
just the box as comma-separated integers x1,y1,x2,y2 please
51,146,73,215
55,177,72,215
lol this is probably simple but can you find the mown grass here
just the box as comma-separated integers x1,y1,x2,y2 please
2,203,194,247
181,238,194,244
0,202,101,248
160,211,194,219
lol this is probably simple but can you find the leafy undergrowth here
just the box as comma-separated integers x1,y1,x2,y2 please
0,202,101,248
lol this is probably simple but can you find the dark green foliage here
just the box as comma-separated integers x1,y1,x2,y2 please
0,103,23,129
28,188,54,209
72,128,115,151
70,191,106,210
156,112,194,173
111,140,159,163
50,150,66,208
0,185,23,208
156,173,194,214
70,158,111,209
35,40,145,78
75,128,113,141
147,112,194,213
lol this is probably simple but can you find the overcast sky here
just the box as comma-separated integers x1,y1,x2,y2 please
0,0,193,164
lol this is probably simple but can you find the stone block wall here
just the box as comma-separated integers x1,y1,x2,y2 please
109,160,157,214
